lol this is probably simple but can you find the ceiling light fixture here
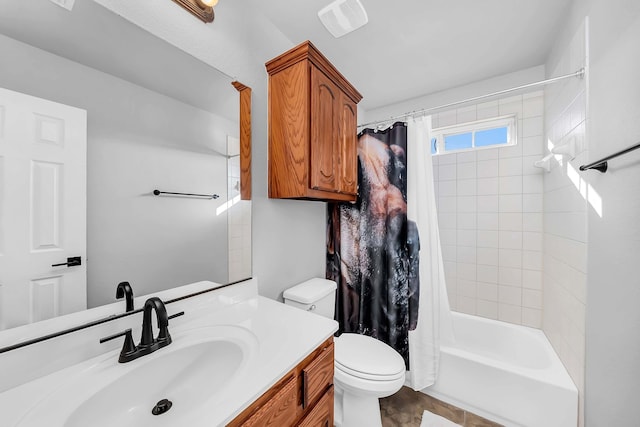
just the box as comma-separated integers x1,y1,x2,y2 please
172,0,217,23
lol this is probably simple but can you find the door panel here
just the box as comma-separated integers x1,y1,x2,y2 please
310,67,339,193
0,87,86,329
339,96,357,195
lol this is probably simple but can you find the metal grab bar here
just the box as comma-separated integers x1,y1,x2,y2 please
579,142,640,173
153,189,219,199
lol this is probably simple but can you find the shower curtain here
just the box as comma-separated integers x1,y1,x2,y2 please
406,116,452,390
327,123,419,367
326,116,451,390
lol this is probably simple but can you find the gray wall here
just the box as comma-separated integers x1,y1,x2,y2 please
0,34,236,307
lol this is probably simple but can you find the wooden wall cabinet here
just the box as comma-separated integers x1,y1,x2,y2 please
266,41,362,202
228,337,334,427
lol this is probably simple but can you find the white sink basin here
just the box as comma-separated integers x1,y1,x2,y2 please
17,325,258,427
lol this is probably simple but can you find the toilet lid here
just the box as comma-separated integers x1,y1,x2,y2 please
334,333,405,380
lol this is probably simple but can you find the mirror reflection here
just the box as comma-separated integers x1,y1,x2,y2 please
0,0,251,331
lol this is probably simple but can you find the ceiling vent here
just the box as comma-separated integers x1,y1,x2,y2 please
318,0,368,38
49,0,75,11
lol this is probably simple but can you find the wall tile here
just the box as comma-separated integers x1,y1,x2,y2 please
499,157,522,177
523,269,542,290
523,94,544,118
457,179,477,196
477,195,499,212
477,300,498,319
477,177,499,195
476,148,500,160
439,180,457,197
457,151,477,163
457,230,477,247
523,194,543,212
432,92,546,328
523,174,544,194
477,248,499,266
476,101,500,120
439,196,457,213
522,135,544,156
439,163,457,180
523,116,544,137
523,213,543,232
457,196,477,213
499,176,523,194
477,213,499,230
477,159,499,178
499,212,523,231
477,230,499,248
522,308,542,328
457,213,477,230
477,265,499,284
499,285,522,305
457,162,477,180
499,195,523,213
498,304,522,324
522,250,543,271
458,246,477,264
499,267,522,286
499,249,523,269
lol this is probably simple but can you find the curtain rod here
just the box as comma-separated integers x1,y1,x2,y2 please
358,68,585,129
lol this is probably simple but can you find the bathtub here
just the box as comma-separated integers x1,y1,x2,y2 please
424,312,578,427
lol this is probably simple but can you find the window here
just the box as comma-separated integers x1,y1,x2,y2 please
431,115,516,155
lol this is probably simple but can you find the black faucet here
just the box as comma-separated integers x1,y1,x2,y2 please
116,281,134,312
99,297,184,363
140,297,171,349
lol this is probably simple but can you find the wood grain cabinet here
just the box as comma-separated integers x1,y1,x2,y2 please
228,338,334,427
266,40,362,202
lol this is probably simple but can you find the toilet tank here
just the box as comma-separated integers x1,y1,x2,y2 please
283,278,337,319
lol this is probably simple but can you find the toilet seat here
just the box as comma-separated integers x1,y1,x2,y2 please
334,333,405,382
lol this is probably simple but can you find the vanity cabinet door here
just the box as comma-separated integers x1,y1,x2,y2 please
302,342,334,410
297,386,334,427
229,374,298,427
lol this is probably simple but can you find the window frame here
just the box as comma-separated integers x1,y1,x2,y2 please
431,114,517,155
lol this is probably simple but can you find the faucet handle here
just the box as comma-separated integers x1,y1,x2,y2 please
100,328,137,363
157,311,184,345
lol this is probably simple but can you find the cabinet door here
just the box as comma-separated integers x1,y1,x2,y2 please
310,66,339,193
297,386,334,427
338,93,358,195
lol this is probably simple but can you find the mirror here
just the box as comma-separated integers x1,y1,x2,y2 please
0,0,251,331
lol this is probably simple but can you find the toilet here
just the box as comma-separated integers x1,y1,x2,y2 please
284,278,405,427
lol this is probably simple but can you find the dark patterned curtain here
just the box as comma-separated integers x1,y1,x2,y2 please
327,123,420,367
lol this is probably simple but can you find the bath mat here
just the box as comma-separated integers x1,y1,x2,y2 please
420,410,463,427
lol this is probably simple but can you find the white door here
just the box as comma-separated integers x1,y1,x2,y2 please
0,87,87,330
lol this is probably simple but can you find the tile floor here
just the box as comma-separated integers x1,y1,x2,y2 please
380,387,503,427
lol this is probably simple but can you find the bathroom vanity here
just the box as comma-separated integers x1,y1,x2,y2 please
0,279,338,426
228,337,334,426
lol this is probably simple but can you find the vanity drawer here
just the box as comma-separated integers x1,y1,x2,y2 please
302,342,334,409
230,374,298,427
297,386,334,427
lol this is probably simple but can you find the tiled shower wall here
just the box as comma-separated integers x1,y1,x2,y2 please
543,19,588,427
432,92,545,327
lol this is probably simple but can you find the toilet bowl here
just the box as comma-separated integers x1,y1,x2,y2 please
283,279,405,427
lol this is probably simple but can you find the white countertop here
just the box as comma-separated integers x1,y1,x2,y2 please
0,282,338,426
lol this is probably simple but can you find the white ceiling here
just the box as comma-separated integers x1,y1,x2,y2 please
250,0,574,110
0,0,575,114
